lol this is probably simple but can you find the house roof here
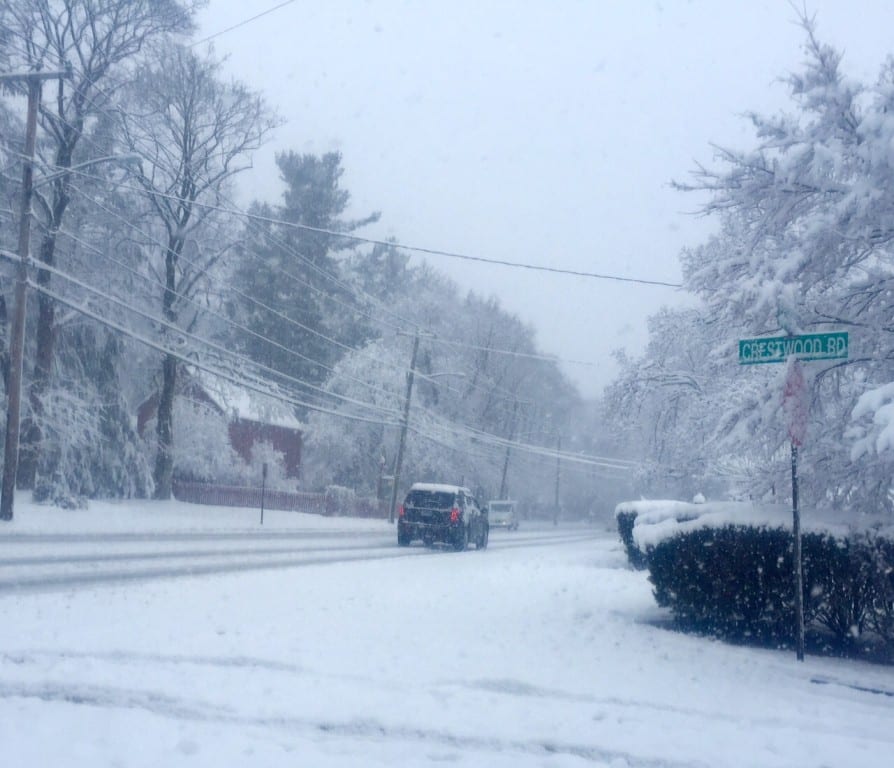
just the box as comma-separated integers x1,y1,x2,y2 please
192,369,304,431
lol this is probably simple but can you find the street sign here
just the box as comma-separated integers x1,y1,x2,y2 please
737,328,849,662
738,332,848,365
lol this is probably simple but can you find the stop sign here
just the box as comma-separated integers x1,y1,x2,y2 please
782,359,808,446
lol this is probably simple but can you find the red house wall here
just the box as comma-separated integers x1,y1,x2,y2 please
227,418,302,479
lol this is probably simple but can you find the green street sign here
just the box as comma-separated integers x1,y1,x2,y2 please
738,332,849,365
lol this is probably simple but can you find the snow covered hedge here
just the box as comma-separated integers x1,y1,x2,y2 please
616,500,894,652
614,500,700,570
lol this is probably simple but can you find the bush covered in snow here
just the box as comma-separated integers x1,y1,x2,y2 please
644,521,894,652
615,508,643,569
648,524,795,640
616,499,894,653
614,500,705,570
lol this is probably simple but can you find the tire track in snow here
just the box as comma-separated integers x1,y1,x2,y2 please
0,679,705,768
0,530,591,595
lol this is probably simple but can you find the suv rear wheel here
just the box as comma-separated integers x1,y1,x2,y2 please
453,524,469,552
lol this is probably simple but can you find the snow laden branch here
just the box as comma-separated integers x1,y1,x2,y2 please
610,14,894,515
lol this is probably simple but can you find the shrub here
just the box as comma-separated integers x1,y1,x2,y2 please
647,525,792,640
616,509,647,569
802,533,875,647
864,534,894,645
645,523,894,653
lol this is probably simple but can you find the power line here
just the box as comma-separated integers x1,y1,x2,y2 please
4,26,679,291
52,224,408,417
37,156,683,290
430,335,601,368
23,276,402,429
190,1,299,48
209,205,685,288
7,245,636,475
0,249,401,422
12,152,608,447
62,164,550,410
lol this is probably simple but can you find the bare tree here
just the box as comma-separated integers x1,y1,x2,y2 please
119,43,274,499
4,0,199,489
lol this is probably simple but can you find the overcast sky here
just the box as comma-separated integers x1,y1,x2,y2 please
194,1,894,398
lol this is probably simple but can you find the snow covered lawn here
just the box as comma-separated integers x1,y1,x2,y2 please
1,499,893,766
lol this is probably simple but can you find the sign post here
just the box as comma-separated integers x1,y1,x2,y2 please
260,462,268,526
738,332,848,661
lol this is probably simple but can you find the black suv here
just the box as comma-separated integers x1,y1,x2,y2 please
397,483,488,551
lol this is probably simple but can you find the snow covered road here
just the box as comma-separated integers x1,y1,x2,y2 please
1,500,893,767
0,523,585,594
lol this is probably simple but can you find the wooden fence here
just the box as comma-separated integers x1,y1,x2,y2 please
172,481,387,518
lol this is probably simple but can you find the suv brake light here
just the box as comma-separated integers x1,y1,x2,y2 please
398,504,405,518
450,507,461,523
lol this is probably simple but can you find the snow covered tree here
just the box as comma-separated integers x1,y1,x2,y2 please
4,0,200,490
303,267,581,506
228,151,380,401
668,15,894,514
119,43,273,499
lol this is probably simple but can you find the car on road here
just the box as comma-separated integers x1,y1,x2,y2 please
487,500,518,531
397,483,488,551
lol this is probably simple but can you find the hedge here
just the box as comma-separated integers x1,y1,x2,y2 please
616,509,647,569
641,524,894,652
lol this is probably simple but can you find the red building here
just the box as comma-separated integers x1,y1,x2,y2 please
137,370,303,480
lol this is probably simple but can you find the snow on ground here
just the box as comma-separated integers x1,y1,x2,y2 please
1,497,893,767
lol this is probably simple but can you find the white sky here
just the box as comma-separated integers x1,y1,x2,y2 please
194,1,894,398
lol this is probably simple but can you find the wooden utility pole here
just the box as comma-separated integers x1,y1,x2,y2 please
498,399,519,500
0,70,66,522
553,433,561,526
388,332,420,524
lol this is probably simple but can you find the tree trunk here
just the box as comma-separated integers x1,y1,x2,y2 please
153,352,177,500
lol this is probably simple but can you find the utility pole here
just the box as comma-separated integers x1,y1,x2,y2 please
388,332,420,524
498,399,520,500
553,433,561,526
0,70,66,522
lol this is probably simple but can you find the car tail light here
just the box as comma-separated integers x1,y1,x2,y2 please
450,507,461,523
398,505,405,518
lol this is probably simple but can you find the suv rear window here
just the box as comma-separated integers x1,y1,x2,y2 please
405,491,455,509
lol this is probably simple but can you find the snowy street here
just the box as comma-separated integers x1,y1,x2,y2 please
1,500,893,767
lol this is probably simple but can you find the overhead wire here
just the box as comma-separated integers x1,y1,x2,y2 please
1,54,640,475
3,245,635,473
3,22,680,289
190,1,300,49
48,218,405,417
59,160,541,413
0,249,402,421
39,172,633,470
21,276,402,428
66,185,406,401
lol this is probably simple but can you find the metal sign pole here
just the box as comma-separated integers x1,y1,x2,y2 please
260,462,268,526
791,442,805,661
782,357,808,662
